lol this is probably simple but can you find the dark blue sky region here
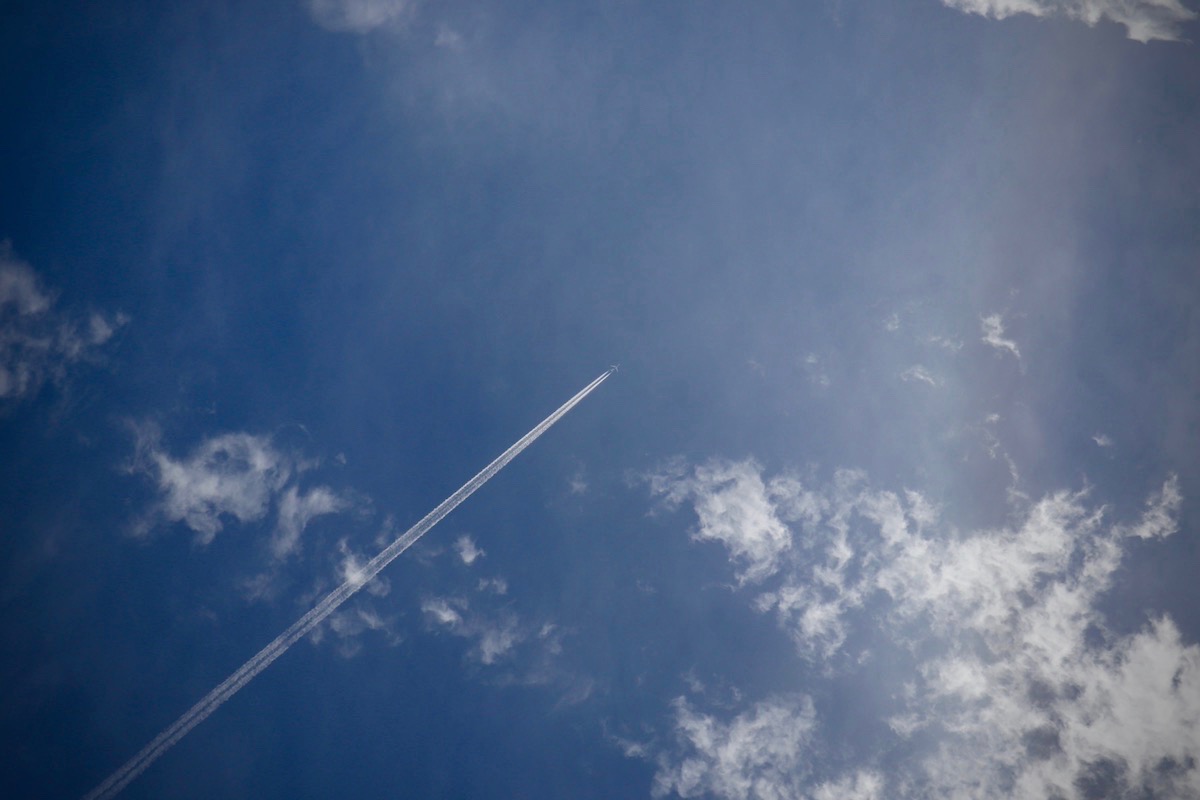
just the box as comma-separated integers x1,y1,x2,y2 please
2,1,1198,799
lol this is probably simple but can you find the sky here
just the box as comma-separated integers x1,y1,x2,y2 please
1,1,1198,798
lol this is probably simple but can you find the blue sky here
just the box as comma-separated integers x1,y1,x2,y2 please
2,1,1198,798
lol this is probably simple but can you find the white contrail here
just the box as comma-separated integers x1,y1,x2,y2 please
83,369,613,800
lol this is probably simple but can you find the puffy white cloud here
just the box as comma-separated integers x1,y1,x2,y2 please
647,459,795,584
454,534,485,565
648,459,1197,800
134,429,291,544
304,0,415,33
421,595,465,627
940,0,1197,42
132,426,354,554
0,246,126,401
653,695,817,800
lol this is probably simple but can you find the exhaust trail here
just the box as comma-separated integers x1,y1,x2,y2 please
83,369,614,800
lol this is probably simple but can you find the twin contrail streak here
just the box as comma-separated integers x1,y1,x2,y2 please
83,368,614,800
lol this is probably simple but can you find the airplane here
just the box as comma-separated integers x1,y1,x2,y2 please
609,363,620,373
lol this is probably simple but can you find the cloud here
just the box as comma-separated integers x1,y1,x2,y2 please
568,466,589,495
322,604,401,658
1123,473,1181,539
131,426,355,553
304,0,415,33
335,537,391,596
647,459,796,585
652,694,818,800
647,459,1197,799
273,485,347,558
0,245,126,402
801,353,832,389
1092,432,1113,447
810,771,885,800
421,595,524,665
981,313,1021,362
926,335,964,353
899,365,939,387
132,428,292,544
477,576,508,595
454,534,485,565
940,0,1198,42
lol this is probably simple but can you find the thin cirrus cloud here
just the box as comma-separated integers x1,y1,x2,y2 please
940,0,1197,42
899,364,939,387
645,459,1197,800
0,246,126,402
420,595,524,665
304,0,415,33
130,425,355,557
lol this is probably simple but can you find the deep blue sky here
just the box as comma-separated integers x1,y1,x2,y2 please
2,1,1198,798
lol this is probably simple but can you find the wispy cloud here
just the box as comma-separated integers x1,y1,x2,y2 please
652,695,818,800
0,245,126,403
304,0,415,33
646,458,1196,799
801,353,831,389
899,364,939,387
273,485,348,559
981,312,1021,362
320,604,402,658
421,595,524,665
940,0,1197,42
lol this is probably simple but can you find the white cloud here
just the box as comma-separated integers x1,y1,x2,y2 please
304,0,415,33
801,353,831,389
568,466,589,495
899,365,938,387
133,428,292,544
132,427,357,555
940,0,1197,42
321,603,402,658
647,459,794,585
927,335,964,352
810,771,885,800
981,313,1021,362
454,534,485,565
0,246,126,401
421,595,525,665
477,576,508,595
272,485,347,558
652,695,817,800
421,595,465,627
336,537,390,595
647,459,1197,800
1123,473,1181,539
1092,432,1113,447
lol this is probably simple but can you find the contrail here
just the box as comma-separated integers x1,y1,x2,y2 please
83,368,614,800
